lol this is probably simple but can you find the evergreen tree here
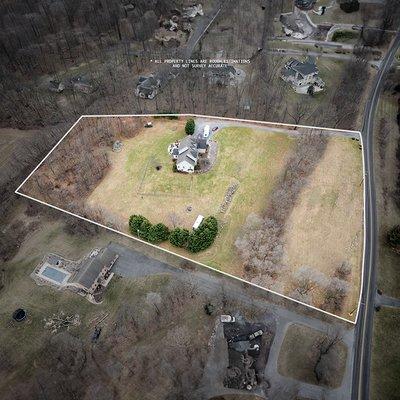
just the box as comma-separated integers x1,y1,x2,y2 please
185,118,195,135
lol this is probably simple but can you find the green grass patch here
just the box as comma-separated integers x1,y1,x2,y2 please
278,323,347,388
322,190,339,208
377,246,400,299
371,308,400,400
332,30,359,43
97,122,295,275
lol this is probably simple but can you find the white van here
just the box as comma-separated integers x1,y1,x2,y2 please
220,315,236,323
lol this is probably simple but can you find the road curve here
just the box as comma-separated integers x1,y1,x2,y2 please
352,32,400,400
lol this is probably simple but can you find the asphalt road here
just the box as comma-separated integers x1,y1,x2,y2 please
264,48,381,66
352,32,400,400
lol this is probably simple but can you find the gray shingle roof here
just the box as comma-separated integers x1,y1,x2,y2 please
284,57,318,78
74,248,118,290
176,133,209,168
176,136,198,166
281,67,296,78
197,139,207,149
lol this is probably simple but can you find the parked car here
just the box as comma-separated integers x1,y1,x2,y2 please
144,121,153,128
220,314,235,323
248,329,263,340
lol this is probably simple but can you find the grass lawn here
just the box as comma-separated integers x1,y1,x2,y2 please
370,93,400,400
371,308,400,400
377,246,400,299
278,323,347,388
375,94,400,299
87,119,296,276
308,1,364,26
332,30,360,43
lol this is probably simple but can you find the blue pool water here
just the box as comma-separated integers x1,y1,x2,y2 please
42,266,69,283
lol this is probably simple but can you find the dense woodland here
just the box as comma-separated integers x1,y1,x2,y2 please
0,279,213,400
0,0,390,130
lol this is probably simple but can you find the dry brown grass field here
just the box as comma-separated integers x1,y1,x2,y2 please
282,137,363,316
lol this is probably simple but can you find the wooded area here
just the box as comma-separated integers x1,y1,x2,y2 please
21,117,143,207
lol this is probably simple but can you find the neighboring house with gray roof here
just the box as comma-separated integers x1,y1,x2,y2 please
135,74,161,99
72,247,118,295
204,65,245,86
281,57,325,94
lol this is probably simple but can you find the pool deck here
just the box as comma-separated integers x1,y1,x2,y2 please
37,262,71,286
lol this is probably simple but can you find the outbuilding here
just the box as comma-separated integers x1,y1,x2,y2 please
193,215,204,230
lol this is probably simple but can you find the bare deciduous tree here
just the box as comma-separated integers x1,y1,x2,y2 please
290,266,328,302
323,277,349,312
313,328,343,387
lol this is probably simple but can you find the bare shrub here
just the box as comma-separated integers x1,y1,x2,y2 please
334,261,352,281
289,266,328,303
322,278,350,313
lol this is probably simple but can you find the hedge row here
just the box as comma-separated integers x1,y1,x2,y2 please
128,215,218,253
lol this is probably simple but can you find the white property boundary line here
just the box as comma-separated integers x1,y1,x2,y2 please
15,113,365,325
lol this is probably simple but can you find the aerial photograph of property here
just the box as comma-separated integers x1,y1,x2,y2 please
0,1,399,400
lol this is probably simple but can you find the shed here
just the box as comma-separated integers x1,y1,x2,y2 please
193,215,204,230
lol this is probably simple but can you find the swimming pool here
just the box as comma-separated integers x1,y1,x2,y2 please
38,263,70,285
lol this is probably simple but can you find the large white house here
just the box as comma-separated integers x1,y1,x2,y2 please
281,57,325,94
168,127,210,173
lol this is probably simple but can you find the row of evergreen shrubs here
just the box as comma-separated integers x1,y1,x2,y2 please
128,214,218,253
